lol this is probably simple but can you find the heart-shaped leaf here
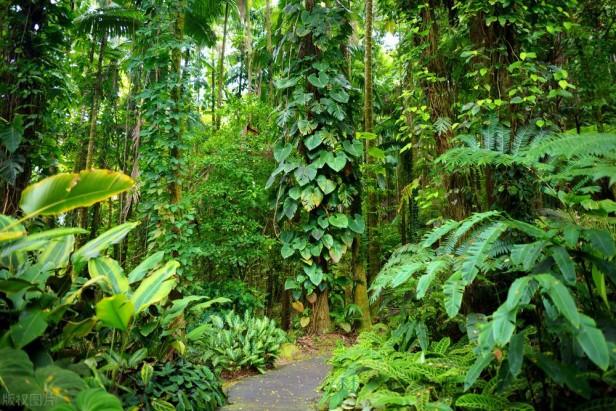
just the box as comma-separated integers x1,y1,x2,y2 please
96,294,134,331
305,133,323,150
274,144,293,162
326,153,347,172
316,175,336,195
329,213,349,228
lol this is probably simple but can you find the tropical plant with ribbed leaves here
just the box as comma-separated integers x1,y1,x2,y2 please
0,170,195,410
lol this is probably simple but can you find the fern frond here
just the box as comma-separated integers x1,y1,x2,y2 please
511,125,535,154
443,272,466,318
442,211,500,254
459,221,508,283
422,220,460,247
455,393,509,410
74,6,142,39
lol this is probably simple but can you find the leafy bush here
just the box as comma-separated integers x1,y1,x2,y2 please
189,311,287,373
188,279,264,315
133,359,224,411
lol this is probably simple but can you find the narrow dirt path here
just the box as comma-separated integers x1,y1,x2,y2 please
219,355,330,411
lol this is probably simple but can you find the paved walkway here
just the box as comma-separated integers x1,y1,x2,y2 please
220,355,330,411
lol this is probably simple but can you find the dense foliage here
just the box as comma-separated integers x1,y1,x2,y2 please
1,0,615,410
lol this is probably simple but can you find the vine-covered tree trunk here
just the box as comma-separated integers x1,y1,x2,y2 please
215,3,230,129
170,1,185,205
364,0,380,281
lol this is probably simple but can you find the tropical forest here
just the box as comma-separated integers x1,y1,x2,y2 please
1,0,616,410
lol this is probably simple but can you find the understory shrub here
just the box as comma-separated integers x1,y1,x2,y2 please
189,311,287,373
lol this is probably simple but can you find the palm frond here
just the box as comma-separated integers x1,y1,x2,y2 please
74,6,143,39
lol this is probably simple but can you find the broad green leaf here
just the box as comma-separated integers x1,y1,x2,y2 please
72,222,139,269
73,388,123,411
592,265,609,308
0,215,26,242
281,244,294,259
330,88,349,103
35,366,87,409
274,77,299,89
283,198,298,219
300,187,323,211
563,224,580,248
316,175,336,195
297,119,317,135
305,133,323,150
576,316,609,370
39,235,75,270
536,274,580,328
328,213,348,228
61,318,97,342
510,241,545,271
492,308,515,346
348,214,365,234
550,246,576,284
9,310,48,348
328,241,345,263
342,140,362,157
294,165,317,186
88,257,129,295
583,229,616,257
19,170,134,217
326,153,347,172
0,115,23,153
304,264,323,286
131,260,179,313
508,332,525,377
128,251,164,284
464,353,493,390
96,294,134,331
0,348,36,395
274,144,293,162
1,228,85,258
308,72,329,88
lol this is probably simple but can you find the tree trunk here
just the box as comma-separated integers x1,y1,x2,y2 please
215,3,230,129
169,3,185,204
352,237,371,330
265,0,273,101
364,0,380,282
310,289,331,335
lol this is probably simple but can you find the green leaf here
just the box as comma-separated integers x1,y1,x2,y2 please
329,213,348,228
492,308,515,346
96,294,134,331
1,228,85,257
300,186,324,211
297,119,317,135
464,353,493,390
35,366,87,408
305,133,323,150
73,388,123,411
550,246,576,284
0,115,23,153
316,175,336,195
536,274,580,328
455,394,508,410
342,140,362,157
128,251,165,284
330,88,349,103
584,229,616,257
274,144,293,163
308,72,329,88
288,187,301,200
38,235,76,270
294,165,317,186
131,260,179,313
0,348,36,395
9,310,48,348
348,214,365,234
510,241,545,271
326,153,347,172
0,215,26,242
281,244,294,259
304,264,324,286
274,77,299,89
443,272,465,318
72,222,139,269
88,257,129,295
19,170,134,217
283,198,298,219
390,262,424,288
563,224,580,248
508,332,525,377
576,316,609,370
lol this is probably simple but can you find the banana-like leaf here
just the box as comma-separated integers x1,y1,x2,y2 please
0,348,37,395
19,169,134,217
38,235,76,270
73,388,123,411
128,251,164,284
72,221,139,269
88,257,129,295
131,261,179,313
96,294,134,331
1,228,85,258
8,310,48,348
0,215,26,242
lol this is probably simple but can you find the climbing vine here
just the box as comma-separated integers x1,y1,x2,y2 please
268,0,364,332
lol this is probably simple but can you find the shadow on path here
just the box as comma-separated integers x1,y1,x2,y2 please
219,355,330,411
